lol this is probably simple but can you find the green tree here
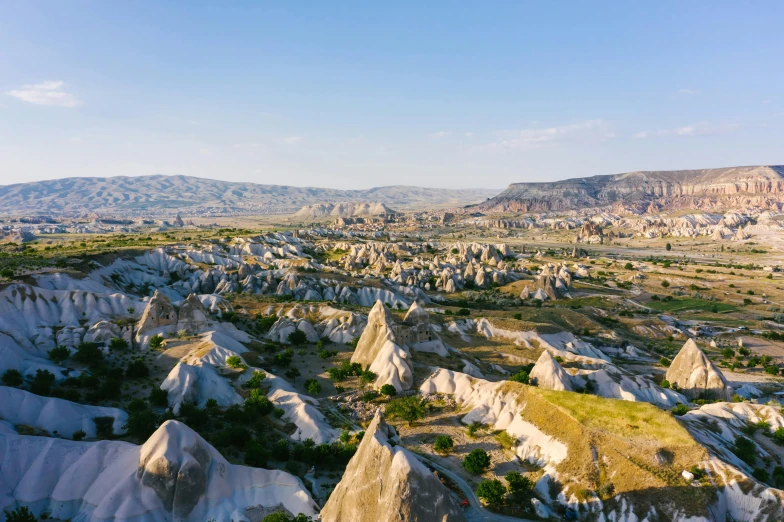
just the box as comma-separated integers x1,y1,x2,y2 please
661,280,670,288
4,506,37,522
476,479,506,506
385,395,426,426
665,243,672,251
671,404,689,416
433,435,454,454
149,334,165,349
226,356,246,369
287,329,308,346
72,342,104,364
72,430,86,441
47,346,70,363
245,389,274,415
30,369,55,396
126,359,150,379
505,471,532,500
380,384,397,396
509,370,529,384
462,448,490,474
149,387,169,407
304,378,321,395
2,369,23,387
109,337,129,350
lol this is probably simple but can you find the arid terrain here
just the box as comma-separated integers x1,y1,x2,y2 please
2,167,784,522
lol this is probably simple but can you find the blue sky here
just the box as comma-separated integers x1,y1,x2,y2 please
1,2,782,189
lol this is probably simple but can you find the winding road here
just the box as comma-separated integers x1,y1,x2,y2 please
413,453,536,522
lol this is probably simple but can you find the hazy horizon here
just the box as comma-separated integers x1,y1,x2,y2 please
2,2,783,189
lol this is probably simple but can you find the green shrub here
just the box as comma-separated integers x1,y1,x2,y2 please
93,416,115,438
380,384,397,396
245,389,274,415
72,430,86,441
109,337,129,350
30,369,55,396
149,334,165,349
660,379,670,389
287,330,308,346
671,404,689,416
509,370,529,384
505,471,532,499
477,479,506,506
48,346,71,363
359,370,377,384
385,395,426,426
243,370,267,388
462,448,490,474
4,506,37,522
149,387,169,407
226,356,246,369
2,369,23,387
434,434,454,453
126,359,150,379
456,308,471,316
304,378,321,395
274,349,294,366
72,342,104,364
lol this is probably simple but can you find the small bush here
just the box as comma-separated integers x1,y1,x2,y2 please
287,329,308,346
226,356,247,370
304,378,321,395
30,369,56,396
671,404,689,416
48,346,71,363
126,359,150,379
72,429,86,441
244,370,267,388
462,448,490,474
4,506,37,522
380,384,397,396
72,342,104,364
509,370,529,384
149,388,169,407
109,337,129,350
93,416,115,438
2,369,23,387
149,334,165,349
433,435,454,454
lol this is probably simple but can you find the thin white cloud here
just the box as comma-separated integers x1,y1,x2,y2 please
281,136,302,144
633,123,741,139
6,80,81,107
490,119,615,150
430,130,452,138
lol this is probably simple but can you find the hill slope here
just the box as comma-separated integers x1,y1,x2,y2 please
0,175,498,216
479,165,784,213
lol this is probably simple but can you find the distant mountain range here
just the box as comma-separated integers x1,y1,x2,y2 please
479,165,784,213
0,175,499,216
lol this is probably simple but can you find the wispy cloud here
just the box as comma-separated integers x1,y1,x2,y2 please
677,88,700,95
430,130,452,138
281,136,302,144
633,122,740,139
490,119,615,150
5,80,81,107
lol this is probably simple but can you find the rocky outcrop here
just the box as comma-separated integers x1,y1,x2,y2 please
665,339,733,400
320,411,466,522
529,351,575,391
294,201,397,219
0,420,318,521
135,290,177,342
479,165,784,213
351,300,414,391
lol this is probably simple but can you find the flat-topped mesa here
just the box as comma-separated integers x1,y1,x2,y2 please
294,201,397,219
320,411,467,522
479,165,784,213
665,339,733,401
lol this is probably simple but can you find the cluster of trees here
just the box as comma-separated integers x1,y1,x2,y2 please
476,471,534,507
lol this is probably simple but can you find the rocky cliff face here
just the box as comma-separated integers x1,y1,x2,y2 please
479,165,784,213
320,411,467,522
